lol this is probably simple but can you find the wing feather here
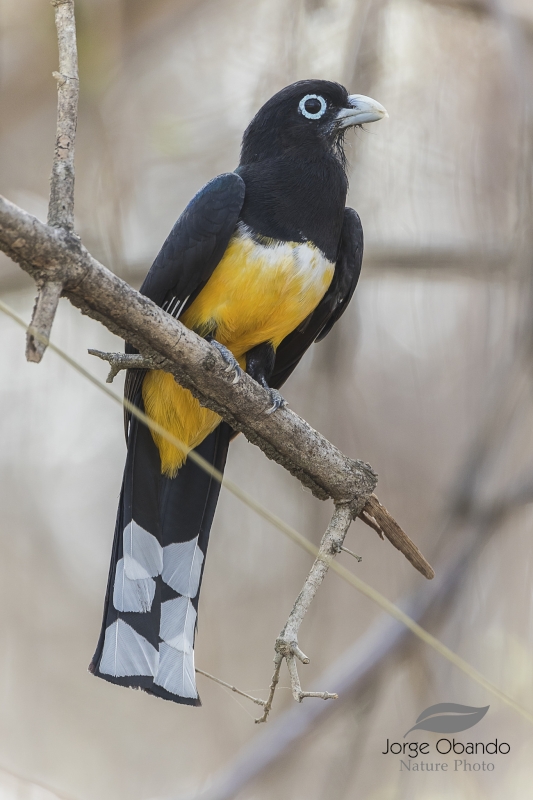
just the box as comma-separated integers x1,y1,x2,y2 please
124,172,245,436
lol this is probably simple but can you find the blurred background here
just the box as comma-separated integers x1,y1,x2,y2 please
1,0,533,798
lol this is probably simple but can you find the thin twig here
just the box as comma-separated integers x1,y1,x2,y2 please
88,349,163,382
195,669,267,708
255,654,283,724
26,0,79,363
340,545,362,562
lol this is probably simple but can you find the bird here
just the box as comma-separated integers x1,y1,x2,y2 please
89,79,387,705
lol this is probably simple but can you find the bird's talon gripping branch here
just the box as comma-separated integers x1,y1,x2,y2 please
208,339,243,384
264,388,287,415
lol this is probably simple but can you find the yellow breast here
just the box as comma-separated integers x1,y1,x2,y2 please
143,224,335,476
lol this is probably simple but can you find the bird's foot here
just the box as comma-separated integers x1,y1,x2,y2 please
209,339,242,385
265,388,287,415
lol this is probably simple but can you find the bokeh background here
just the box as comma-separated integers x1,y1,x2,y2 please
1,0,533,798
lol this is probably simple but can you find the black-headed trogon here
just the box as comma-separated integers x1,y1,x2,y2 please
90,80,387,705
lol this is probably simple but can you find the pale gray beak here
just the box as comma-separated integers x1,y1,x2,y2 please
335,94,388,128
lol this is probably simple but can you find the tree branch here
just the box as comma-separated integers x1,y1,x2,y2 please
256,504,353,723
26,0,79,363
0,193,433,577
48,0,79,231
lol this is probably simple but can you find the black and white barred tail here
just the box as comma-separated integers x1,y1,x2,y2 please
90,406,231,705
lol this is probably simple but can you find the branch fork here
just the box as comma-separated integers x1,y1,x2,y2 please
87,349,164,383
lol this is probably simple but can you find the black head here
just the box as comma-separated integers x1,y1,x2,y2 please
240,80,387,166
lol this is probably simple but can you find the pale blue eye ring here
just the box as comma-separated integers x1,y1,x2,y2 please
299,94,327,120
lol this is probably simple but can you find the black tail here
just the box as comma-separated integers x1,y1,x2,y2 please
90,407,231,705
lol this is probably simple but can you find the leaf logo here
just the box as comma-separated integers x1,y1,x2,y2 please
404,703,489,737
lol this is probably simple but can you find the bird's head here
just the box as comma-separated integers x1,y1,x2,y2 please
240,80,387,165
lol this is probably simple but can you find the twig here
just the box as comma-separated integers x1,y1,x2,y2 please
255,654,283,724
87,349,163,383
340,545,362,561
256,504,352,723
26,0,79,363
195,669,267,708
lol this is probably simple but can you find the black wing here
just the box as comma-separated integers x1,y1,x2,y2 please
270,207,363,390
139,172,246,309
124,172,246,434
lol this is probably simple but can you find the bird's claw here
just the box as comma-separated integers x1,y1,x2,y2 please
265,389,287,415
209,339,242,384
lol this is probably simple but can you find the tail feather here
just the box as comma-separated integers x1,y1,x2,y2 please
90,403,231,706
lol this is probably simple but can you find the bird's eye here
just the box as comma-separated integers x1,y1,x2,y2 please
299,94,327,120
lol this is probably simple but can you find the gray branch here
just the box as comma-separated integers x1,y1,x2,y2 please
48,0,79,231
26,0,79,364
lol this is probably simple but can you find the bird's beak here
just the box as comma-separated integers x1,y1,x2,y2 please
335,94,388,128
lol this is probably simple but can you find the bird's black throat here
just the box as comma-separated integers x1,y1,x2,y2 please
236,151,348,262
